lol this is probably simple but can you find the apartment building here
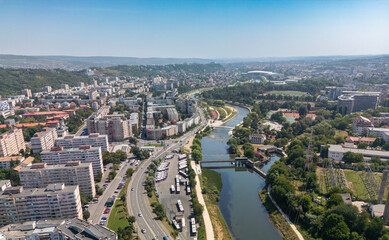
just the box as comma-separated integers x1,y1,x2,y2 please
0,129,26,157
19,161,96,197
41,146,103,177
0,184,82,227
87,114,132,142
249,134,266,144
56,133,109,152
0,156,24,169
31,127,58,154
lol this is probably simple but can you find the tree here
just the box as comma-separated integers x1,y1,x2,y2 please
299,105,308,117
382,142,389,151
95,185,104,195
126,168,134,177
365,217,384,240
121,195,126,202
326,194,344,208
129,137,138,145
83,210,90,220
113,150,127,162
322,213,350,240
102,151,112,165
342,152,363,164
357,142,368,149
192,149,202,163
109,171,117,180
95,171,103,182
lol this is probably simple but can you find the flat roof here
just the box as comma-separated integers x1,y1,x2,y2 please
329,144,389,158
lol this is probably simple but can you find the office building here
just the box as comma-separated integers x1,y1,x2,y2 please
56,133,109,152
0,129,26,157
0,184,82,226
19,161,95,197
31,127,58,154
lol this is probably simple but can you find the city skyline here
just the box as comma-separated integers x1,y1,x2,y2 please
0,0,388,58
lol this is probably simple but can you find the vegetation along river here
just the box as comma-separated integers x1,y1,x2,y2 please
201,105,281,240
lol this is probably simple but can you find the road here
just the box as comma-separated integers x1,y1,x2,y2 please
128,106,207,240
89,162,130,224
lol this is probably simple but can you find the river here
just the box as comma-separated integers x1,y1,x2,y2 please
201,105,281,240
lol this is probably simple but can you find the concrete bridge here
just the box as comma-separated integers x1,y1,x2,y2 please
213,125,234,129
200,157,267,178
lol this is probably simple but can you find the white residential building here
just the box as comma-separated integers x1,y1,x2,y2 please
41,146,103,177
56,133,109,152
31,128,58,154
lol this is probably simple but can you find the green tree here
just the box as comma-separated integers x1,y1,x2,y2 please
365,217,384,240
83,210,90,220
126,168,134,177
357,142,368,149
326,194,344,208
322,213,350,240
342,152,364,164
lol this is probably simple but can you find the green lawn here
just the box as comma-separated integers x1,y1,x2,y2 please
344,169,383,201
202,168,223,192
107,180,130,232
145,143,163,147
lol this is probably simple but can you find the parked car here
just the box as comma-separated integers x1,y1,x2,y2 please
104,209,111,214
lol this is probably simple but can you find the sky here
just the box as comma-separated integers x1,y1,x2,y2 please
0,0,388,59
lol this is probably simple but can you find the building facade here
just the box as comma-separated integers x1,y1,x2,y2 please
0,129,26,157
0,184,82,227
56,133,109,152
19,161,96,197
31,127,58,154
41,146,103,177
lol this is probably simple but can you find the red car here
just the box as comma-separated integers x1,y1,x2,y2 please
104,209,111,214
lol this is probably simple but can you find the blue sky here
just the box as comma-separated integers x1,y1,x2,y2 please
0,0,388,58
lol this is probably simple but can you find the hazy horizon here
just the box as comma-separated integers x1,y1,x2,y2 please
1,0,388,58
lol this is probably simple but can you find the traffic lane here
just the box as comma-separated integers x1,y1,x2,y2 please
90,162,129,224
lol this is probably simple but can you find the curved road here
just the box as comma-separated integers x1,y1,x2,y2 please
128,108,206,240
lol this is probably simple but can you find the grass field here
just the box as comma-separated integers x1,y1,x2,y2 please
343,169,383,201
200,169,232,240
107,179,130,232
268,90,309,96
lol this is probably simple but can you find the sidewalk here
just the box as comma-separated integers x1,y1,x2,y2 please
191,160,215,240
267,185,304,240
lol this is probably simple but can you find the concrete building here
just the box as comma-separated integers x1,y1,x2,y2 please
43,86,52,93
57,218,117,239
0,129,26,157
249,134,266,144
328,144,389,161
56,133,109,152
89,90,98,100
352,116,389,141
0,184,82,226
0,101,9,111
41,146,103,177
31,127,58,154
87,114,132,142
0,156,24,169
19,161,96,197
61,84,69,90
337,92,380,115
166,108,179,121
21,89,32,98
0,180,11,192
130,112,139,133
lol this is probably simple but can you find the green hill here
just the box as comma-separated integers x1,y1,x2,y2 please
0,68,92,96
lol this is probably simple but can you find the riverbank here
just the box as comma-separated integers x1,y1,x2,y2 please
200,169,233,240
258,189,302,240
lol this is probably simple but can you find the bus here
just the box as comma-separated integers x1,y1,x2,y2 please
170,185,175,193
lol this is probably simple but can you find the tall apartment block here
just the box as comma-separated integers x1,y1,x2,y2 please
55,133,109,152
21,89,32,98
41,146,103,177
87,114,132,142
31,127,58,154
19,161,96,197
0,184,82,226
0,129,26,157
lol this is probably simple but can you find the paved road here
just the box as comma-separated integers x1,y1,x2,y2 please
89,162,130,224
128,107,207,240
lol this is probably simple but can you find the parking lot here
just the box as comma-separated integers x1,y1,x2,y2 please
156,153,196,239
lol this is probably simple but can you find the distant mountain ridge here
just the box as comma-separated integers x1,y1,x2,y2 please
0,54,388,70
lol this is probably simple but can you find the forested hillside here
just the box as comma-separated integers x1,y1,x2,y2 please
0,68,92,96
